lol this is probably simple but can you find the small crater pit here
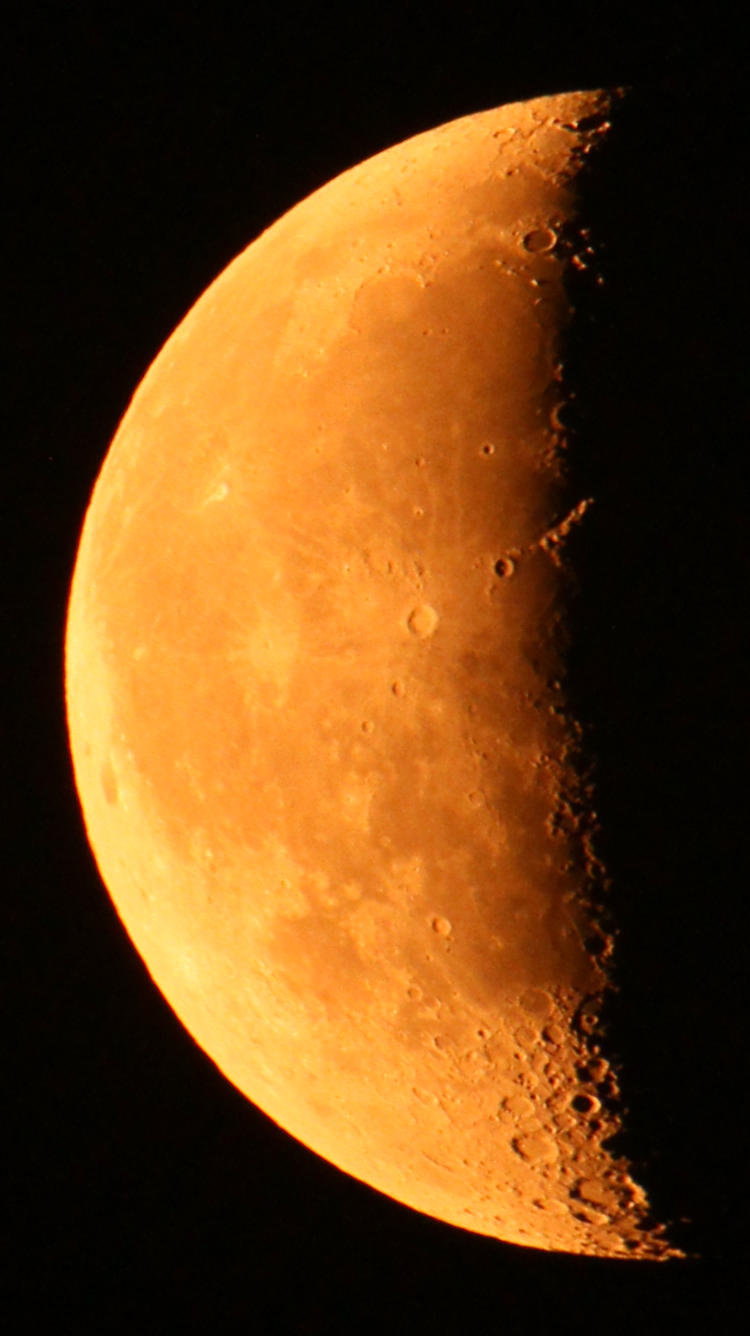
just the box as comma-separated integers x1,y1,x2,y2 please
571,1093,602,1116
512,1133,557,1165
523,226,558,253
407,604,439,638
431,916,452,937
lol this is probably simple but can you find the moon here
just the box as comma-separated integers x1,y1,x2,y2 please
65,89,678,1258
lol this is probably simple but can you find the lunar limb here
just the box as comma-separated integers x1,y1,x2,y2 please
66,90,680,1257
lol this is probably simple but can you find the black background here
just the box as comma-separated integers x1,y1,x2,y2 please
6,4,746,1331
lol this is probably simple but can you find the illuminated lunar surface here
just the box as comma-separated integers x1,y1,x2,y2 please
66,89,679,1258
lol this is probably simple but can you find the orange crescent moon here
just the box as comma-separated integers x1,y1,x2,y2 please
66,89,678,1258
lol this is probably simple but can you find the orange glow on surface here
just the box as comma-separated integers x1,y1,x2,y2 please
66,90,680,1258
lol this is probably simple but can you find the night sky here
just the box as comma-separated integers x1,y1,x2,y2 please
6,4,745,1331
